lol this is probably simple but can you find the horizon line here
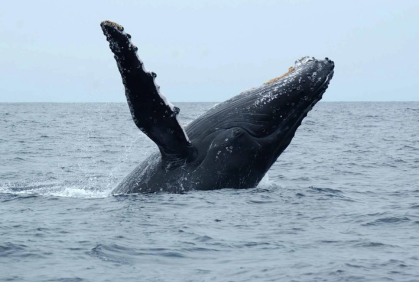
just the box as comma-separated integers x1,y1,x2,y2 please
1,101,419,104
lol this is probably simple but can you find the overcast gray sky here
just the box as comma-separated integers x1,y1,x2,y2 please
0,0,417,102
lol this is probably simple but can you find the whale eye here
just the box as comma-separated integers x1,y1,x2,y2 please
233,128,242,137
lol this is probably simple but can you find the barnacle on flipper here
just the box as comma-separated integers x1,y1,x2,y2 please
101,20,124,31
263,67,295,85
130,44,138,51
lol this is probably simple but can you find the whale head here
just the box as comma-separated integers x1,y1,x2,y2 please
185,57,335,187
244,56,335,138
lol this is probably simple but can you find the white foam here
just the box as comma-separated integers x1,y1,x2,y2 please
0,181,112,199
257,173,271,187
49,187,110,198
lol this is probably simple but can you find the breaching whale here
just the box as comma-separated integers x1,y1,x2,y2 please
100,21,335,194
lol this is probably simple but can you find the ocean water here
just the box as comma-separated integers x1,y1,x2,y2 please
1,102,419,282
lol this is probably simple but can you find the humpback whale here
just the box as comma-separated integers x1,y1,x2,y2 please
100,21,335,194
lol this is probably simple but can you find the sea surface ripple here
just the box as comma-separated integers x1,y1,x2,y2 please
1,102,419,282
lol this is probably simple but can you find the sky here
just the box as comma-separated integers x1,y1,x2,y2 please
0,0,417,102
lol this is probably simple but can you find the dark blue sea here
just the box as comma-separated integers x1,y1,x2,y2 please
1,102,419,282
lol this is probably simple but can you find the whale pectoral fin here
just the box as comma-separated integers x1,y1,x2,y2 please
101,21,196,169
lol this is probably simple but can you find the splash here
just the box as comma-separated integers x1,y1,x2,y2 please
257,173,277,189
0,180,113,199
